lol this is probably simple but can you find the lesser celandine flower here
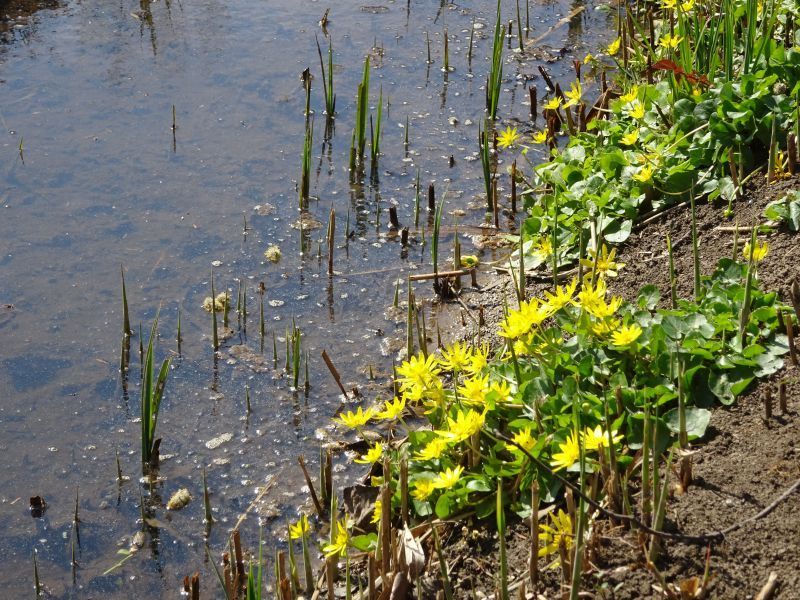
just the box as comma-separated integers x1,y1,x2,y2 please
376,396,406,420
397,353,440,388
578,279,623,319
465,343,490,374
412,479,436,501
532,130,548,144
743,239,769,262
621,129,639,146
661,0,676,8
354,442,384,464
659,33,683,50
497,126,521,149
580,244,626,278
543,97,563,111
619,85,639,104
322,518,350,558
499,298,553,339
371,499,382,524
336,406,376,429
563,80,582,107
591,317,620,337
433,465,464,489
533,235,553,258
458,373,490,405
583,53,595,64
460,255,479,268
489,379,513,403
583,426,623,451
607,38,621,56
289,513,310,540
543,278,577,311
439,340,472,372
628,101,646,120
438,408,485,443
551,430,581,471
633,164,654,183
611,324,643,347
508,426,537,452
538,509,573,560
415,437,450,461
680,0,695,11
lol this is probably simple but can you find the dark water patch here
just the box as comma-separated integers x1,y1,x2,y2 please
3,354,72,390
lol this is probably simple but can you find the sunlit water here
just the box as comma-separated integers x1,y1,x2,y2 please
0,0,613,596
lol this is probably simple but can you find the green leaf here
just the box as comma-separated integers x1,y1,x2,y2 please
350,533,378,552
434,494,452,519
665,406,711,439
603,219,632,244
637,285,661,310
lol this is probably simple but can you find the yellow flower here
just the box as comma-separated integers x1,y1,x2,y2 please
465,343,490,374
322,519,350,558
508,426,537,453
289,514,310,540
543,278,578,311
433,465,464,489
460,255,479,268
438,408,485,443
532,130,548,144
499,298,553,339
619,85,639,104
577,278,623,319
692,87,703,98
551,430,581,471
497,126,521,149
533,235,553,258
397,353,441,389
659,33,683,50
743,239,769,262
489,380,513,403
661,0,676,8
543,97,563,111
412,479,436,501
591,317,620,337
439,340,472,372
376,396,406,421
679,0,694,11
583,426,623,451
580,244,626,278
415,437,450,461
607,38,621,56
458,373,490,405
627,101,645,120
563,80,582,108
611,324,643,346
583,53,595,64
354,442,384,464
633,165,653,183
538,509,573,560
371,499,382,524
335,406,376,429
620,128,639,146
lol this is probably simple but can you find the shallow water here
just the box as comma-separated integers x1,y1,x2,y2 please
0,0,613,596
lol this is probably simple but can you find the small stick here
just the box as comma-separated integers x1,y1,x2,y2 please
779,382,787,413
786,314,798,366
401,227,409,247
321,349,350,399
389,206,400,229
764,387,773,422
511,161,517,213
428,183,436,211
408,268,473,281
297,455,325,518
755,571,779,600
232,529,245,582
529,480,539,591
790,279,800,323
529,86,537,122
327,208,336,276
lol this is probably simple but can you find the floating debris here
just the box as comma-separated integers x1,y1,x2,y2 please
205,432,234,450
29,496,46,518
202,292,228,312
264,245,282,263
166,488,192,510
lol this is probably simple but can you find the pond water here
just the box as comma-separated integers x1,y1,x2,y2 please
0,0,613,596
